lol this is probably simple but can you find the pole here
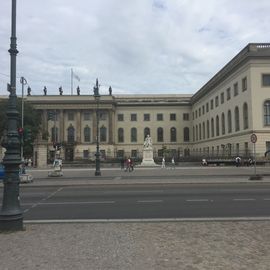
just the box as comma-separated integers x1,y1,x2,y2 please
253,142,257,176
0,0,23,231
71,68,73,95
20,76,27,161
54,109,57,160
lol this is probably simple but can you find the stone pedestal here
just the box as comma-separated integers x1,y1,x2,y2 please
141,148,158,166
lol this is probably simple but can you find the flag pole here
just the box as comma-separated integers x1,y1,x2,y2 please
71,68,73,95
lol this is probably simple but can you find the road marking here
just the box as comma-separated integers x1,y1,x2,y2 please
38,201,115,205
263,198,270,201
233,198,256,201
46,187,63,200
137,200,163,203
186,199,209,202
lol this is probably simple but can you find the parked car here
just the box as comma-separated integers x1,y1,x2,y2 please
0,163,5,181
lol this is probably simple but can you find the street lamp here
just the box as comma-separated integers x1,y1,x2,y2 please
20,76,27,161
0,0,23,231
93,78,101,176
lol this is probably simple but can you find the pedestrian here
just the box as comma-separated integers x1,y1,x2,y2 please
130,158,134,171
235,156,241,167
171,156,175,169
161,156,166,169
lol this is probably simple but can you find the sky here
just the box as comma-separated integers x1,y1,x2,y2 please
0,0,270,96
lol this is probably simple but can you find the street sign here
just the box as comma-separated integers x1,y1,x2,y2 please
250,133,257,143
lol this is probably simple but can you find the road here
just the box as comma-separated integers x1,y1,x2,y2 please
1,183,270,220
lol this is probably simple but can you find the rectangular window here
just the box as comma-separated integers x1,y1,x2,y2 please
144,113,150,121
226,88,231,100
117,114,124,121
195,110,197,119
262,74,270,86
183,113,189,121
67,112,74,121
83,150,89,159
202,105,205,115
221,92,224,104
192,112,194,120
131,150,137,158
157,113,163,121
206,103,209,112
99,112,107,120
170,113,176,121
83,112,91,121
158,149,163,157
242,77,247,91
215,96,219,107
210,99,214,110
199,108,201,117
131,113,137,121
117,150,124,158
233,83,238,96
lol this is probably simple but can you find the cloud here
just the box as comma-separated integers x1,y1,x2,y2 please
1,0,270,96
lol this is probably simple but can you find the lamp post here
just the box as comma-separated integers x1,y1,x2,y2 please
20,76,27,161
0,0,23,231
93,79,101,176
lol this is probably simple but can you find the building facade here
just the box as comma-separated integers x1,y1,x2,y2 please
1,43,270,167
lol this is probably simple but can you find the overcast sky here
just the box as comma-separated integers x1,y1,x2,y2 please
0,0,270,96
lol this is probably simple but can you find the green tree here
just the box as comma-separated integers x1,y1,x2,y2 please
0,97,42,158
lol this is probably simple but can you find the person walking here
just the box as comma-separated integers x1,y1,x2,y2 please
171,156,175,169
161,156,166,169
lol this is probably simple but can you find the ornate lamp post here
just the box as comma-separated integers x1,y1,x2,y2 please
93,79,101,176
0,0,23,231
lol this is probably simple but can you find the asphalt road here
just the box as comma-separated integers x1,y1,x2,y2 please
2,183,270,220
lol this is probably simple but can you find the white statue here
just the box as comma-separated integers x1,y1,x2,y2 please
143,134,152,149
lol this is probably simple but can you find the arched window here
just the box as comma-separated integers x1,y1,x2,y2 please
264,101,270,126
100,126,107,142
184,127,189,142
211,118,214,137
221,113,225,135
235,106,240,131
84,126,91,142
131,127,137,142
243,103,249,129
170,127,176,142
216,115,220,136
199,124,202,140
207,120,210,138
228,110,232,133
67,126,75,143
193,126,195,142
144,127,150,139
118,128,124,143
157,127,163,142
202,122,205,139
51,127,59,142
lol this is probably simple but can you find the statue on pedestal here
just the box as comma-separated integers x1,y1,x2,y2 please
143,134,152,149
141,134,157,166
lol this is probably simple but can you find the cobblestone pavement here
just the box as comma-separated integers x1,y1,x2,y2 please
1,221,270,270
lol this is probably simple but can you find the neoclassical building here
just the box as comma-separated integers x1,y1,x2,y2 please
1,43,270,167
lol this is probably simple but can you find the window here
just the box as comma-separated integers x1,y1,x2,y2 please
243,103,249,129
221,92,224,104
216,115,220,136
100,126,107,142
264,101,270,125
67,126,75,143
184,127,189,142
144,114,150,121
199,108,201,117
99,112,107,120
242,77,247,91
144,127,150,139
118,128,124,143
235,106,240,131
131,150,138,158
233,83,239,96
83,150,89,159
228,110,232,133
68,111,74,121
206,103,209,112
196,125,198,141
117,150,124,158
84,126,91,142
83,111,91,121
157,114,163,121
262,74,270,86
199,124,201,140
207,120,210,138
51,127,59,142
170,113,176,121
215,96,219,107
192,112,194,120
210,99,214,110
130,114,137,121
227,88,231,100
221,113,225,135
202,106,205,115
211,118,214,137
131,127,137,142
192,126,195,142
183,113,189,121
170,127,176,142
117,114,124,121
195,110,198,118
157,127,163,142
